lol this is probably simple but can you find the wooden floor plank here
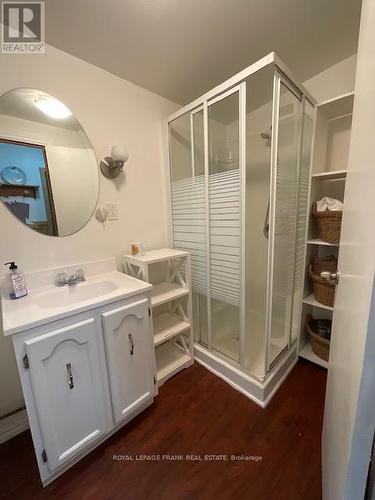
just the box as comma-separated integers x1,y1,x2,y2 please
0,359,326,500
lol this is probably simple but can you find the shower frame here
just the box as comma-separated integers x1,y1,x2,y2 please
166,53,316,404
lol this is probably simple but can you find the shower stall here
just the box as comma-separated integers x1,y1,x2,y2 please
167,53,315,405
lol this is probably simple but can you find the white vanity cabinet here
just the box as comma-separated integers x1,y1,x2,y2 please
102,298,155,424
23,316,110,471
9,287,155,486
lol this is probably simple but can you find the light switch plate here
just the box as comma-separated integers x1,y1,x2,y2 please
106,202,119,221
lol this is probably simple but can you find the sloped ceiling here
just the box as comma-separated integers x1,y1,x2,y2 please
45,0,362,104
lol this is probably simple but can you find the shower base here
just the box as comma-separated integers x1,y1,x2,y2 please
194,343,297,408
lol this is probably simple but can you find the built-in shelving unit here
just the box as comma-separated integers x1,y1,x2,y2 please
302,293,334,312
307,239,339,247
311,170,347,180
299,342,329,369
298,92,353,368
123,248,193,387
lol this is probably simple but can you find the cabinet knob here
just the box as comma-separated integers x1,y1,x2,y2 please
128,333,134,355
66,362,74,389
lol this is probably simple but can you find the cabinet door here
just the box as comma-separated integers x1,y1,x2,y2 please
102,298,154,424
24,317,109,471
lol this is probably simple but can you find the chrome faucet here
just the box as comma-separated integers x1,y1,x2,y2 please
55,269,85,287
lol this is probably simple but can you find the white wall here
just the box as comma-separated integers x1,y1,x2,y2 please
322,0,375,498
304,54,357,103
45,146,98,236
0,45,178,416
0,113,92,148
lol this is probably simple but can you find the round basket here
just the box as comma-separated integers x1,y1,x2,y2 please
305,314,330,362
312,202,342,244
309,266,335,307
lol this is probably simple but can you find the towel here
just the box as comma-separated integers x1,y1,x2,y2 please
316,197,343,212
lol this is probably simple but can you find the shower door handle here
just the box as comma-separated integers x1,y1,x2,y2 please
263,200,270,239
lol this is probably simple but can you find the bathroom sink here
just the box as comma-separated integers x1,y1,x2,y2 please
34,280,118,308
1,266,152,336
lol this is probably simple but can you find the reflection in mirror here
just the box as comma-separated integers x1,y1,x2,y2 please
0,88,99,237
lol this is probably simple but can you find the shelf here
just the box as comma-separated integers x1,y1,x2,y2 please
299,341,329,369
307,239,339,247
311,170,347,180
318,92,354,120
153,312,190,347
156,341,193,386
0,183,39,198
303,294,334,312
124,248,189,265
151,282,189,307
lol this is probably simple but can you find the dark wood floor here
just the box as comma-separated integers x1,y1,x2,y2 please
0,360,326,500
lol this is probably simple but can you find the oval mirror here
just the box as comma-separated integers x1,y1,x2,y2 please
0,88,99,237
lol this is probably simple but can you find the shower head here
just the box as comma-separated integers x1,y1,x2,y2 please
260,128,272,142
260,126,272,146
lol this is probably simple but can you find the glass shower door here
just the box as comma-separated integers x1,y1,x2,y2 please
169,110,208,347
267,78,302,369
207,88,243,363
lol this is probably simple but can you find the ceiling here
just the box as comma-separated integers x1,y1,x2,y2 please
45,0,362,105
0,89,83,131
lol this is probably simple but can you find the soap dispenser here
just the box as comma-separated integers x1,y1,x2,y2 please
4,262,28,299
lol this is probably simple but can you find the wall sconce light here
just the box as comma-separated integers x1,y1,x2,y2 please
100,145,129,179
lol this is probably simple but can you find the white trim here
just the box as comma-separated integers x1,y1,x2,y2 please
277,69,303,101
239,82,246,367
203,101,212,351
328,112,353,122
286,83,304,349
311,169,347,180
272,53,315,104
297,100,316,356
0,409,29,444
164,120,174,247
262,357,298,407
191,105,203,116
185,254,194,357
207,83,242,106
194,343,298,408
266,72,280,372
190,112,195,179
196,357,265,408
317,91,354,109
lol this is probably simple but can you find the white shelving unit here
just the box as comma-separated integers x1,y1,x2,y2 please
151,283,189,307
123,248,194,387
153,312,190,347
155,342,192,386
299,92,353,368
311,169,347,180
307,239,339,247
302,293,334,312
299,342,329,369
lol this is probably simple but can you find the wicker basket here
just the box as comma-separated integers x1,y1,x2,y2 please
309,265,336,307
312,202,342,244
305,314,330,362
